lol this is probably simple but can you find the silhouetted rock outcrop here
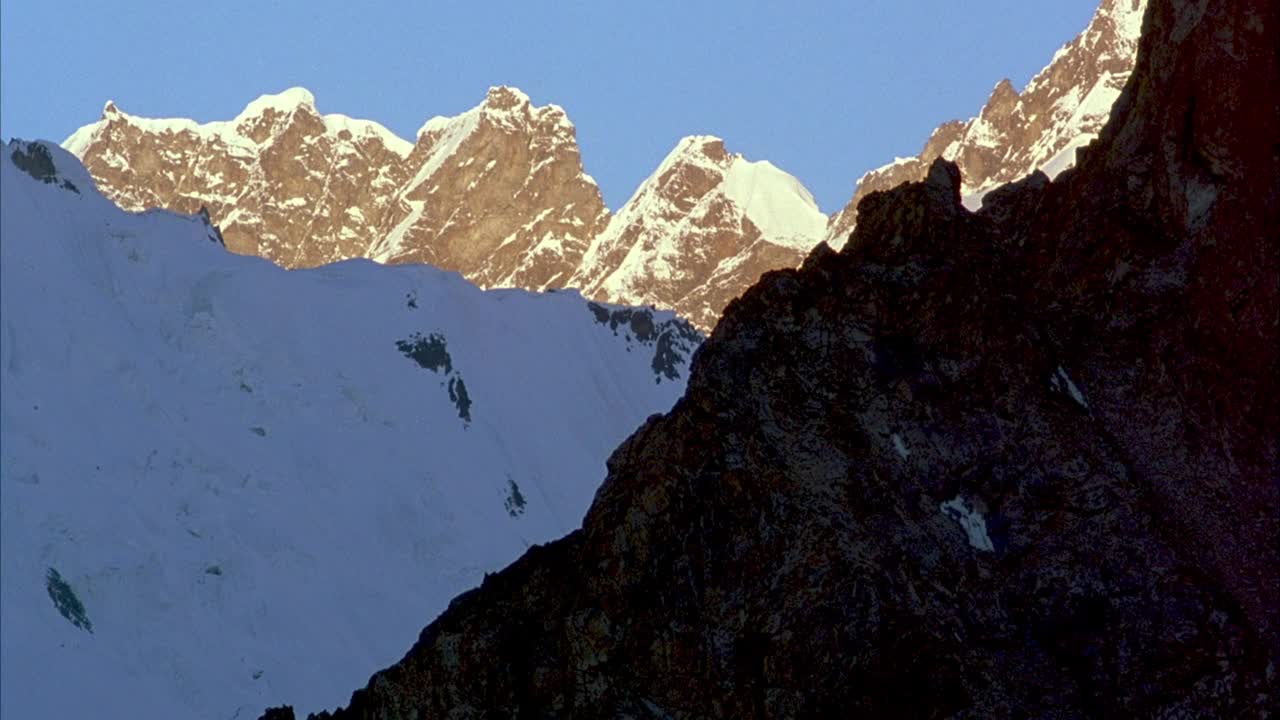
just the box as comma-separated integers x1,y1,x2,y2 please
264,0,1278,716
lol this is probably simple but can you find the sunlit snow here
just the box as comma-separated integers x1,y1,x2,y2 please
64,87,413,161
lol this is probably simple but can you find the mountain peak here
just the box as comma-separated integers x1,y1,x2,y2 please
650,135,729,179
235,87,317,122
101,100,119,117
417,86,566,138
990,78,1018,102
674,134,727,157
483,85,531,110
572,134,824,328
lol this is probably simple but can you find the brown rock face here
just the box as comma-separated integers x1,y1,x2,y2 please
262,0,1279,716
368,87,609,290
826,0,1148,245
67,89,413,266
66,87,609,287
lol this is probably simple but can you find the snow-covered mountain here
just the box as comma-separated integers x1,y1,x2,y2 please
570,136,827,330
64,87,414,268
826,0,1146,245
63,0,1143,330
65,91,821,332
66,86,609,288
0,140,699,718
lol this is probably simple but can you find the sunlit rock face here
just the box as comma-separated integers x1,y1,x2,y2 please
68,87,609,288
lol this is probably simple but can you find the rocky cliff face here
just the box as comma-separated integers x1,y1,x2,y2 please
66,88,414,267
67,87,609,287
262,0,1279,716
570,136,826,330
366,87,610,290
826,0,1147,246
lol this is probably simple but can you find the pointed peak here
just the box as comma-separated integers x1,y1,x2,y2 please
235,87,317,122
671,135,729,161
483,86,531,110
414,86,577,139
992,78,1017,99
646,135,733,186
102,100,120,118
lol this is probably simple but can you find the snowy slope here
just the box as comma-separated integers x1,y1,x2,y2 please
720,154,828,251
0,141,700,718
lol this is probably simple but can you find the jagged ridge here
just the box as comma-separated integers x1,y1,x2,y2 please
67,86,610,287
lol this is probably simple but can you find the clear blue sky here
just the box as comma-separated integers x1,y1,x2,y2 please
1,0,1100,213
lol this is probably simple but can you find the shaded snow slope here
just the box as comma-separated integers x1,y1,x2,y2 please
0,141,699,718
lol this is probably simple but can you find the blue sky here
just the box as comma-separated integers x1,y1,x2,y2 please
1,1,1100,212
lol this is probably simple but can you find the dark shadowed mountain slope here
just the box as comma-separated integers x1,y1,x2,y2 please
266,0,1278,716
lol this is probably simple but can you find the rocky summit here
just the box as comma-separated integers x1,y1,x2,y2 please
262,0,1278,716
67,86,609,288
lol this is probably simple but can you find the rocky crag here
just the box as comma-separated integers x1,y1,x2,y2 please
66,87,609,288
263,0,1279,716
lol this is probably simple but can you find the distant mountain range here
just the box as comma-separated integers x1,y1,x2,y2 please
63,0,1145,331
